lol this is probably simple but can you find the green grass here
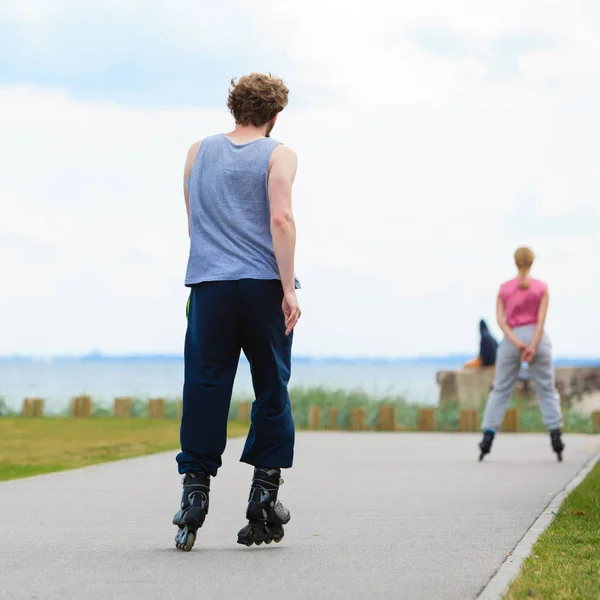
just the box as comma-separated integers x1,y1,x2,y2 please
3,386,598,435
254,387,426,430
287,387,420,429
506,459,600,600
281,387,595,433
0,388,596,484
0,417,248,482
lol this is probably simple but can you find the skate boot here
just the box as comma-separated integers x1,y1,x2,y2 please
550,429,565,462
172,472,210,551
237,468,291,547
478,430,495,461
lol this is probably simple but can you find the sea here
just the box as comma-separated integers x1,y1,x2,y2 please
2,355,598,414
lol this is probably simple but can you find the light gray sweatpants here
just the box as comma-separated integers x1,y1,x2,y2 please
481,325,563,432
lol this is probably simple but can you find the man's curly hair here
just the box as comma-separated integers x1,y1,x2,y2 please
227,73,289,127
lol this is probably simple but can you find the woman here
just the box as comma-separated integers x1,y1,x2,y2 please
479,247,564,461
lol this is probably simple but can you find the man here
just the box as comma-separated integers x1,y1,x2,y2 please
464,320,499,368
479,319,499,367
172,73,301,551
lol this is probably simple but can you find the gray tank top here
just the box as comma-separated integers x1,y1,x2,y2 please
185,134,300,288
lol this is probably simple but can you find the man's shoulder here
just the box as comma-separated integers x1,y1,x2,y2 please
187,133,223,153
184,139,204,178
271,142,296,156
186,139,202,158
270,143,297,166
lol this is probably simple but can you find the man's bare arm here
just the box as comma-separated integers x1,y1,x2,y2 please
268,145,298,293
183,141,201,237
268,144,301,335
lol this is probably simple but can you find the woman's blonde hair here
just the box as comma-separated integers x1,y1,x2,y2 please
514,246,535,289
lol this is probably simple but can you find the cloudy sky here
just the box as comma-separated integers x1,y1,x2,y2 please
1,0,599,358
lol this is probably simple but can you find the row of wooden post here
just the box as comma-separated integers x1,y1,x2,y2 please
303,406,520,432
22,396,183,420
18,397,600,433
423,407,519,432
302,406,533,433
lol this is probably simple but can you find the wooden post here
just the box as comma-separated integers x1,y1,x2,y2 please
459,409,479,432
470,409,479,432
22,398,33,417
328,407,339,430
308,406,321,430
459,409,468,432
113,397,132,418
148,398,165,419
32,398,44,417
418,408,435,431
556,380,566,400
349,408,366,431
237,402,251,422
501,407,519,432
73,396,92,418
378,405,396,431
592,410,600,434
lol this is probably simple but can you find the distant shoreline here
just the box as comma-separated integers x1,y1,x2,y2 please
0,354,598,367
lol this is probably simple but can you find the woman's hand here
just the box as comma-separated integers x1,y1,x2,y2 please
521,344,537,363
508,335,526,353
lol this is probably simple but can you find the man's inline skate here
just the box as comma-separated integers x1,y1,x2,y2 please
173,472,210,551
237,467,290,547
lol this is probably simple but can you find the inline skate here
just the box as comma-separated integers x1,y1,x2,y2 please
550,429,565,462
237,468,290,547
478,430,495,461
173,472,210,551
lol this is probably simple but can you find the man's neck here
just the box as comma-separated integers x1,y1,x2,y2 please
225,124,269,144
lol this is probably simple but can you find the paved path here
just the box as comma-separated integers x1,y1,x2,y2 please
1,433,598,600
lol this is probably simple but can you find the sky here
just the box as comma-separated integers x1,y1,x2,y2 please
1,0,599,358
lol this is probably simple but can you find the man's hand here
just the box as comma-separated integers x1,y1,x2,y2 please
282,290,301,336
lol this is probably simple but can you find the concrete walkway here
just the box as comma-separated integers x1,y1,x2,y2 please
1,433,598,600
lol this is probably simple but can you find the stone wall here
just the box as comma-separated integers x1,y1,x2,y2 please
437,368,495,408
437,366,600,413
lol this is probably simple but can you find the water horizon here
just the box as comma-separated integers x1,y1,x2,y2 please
1,354,599,414
2,352,599,365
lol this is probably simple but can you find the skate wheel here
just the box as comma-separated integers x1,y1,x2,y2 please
183,531,195,552
236,538,254,547
265,539,272,545
255,541,263,546
273,538,282,544
557,453,563,462
175,527,196,552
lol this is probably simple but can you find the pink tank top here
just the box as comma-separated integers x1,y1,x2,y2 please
499,277,547,328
